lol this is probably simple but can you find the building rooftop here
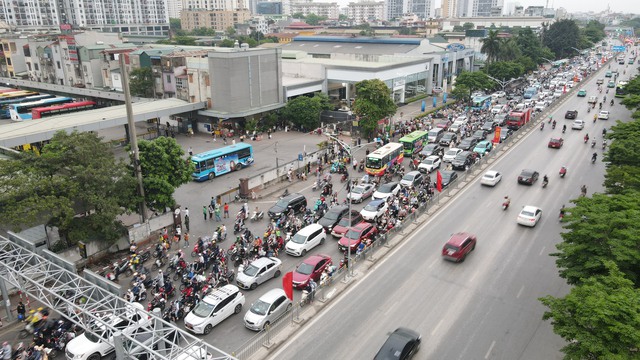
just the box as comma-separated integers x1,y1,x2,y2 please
282,36,425,55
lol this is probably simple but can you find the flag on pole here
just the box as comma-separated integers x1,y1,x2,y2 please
436,170,443,192
283,272,293,301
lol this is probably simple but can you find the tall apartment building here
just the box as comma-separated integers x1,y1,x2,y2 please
181,10,252,31
183,0,244,11
167,0,183,18
290,2,340,19
471,0,503,17
0,0,168,28
441,0,457,18
386,0,433,21
347,1,385,24
409,0,434,20
385,0,404,20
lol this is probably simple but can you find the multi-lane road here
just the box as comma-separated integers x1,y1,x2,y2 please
260,60,636,359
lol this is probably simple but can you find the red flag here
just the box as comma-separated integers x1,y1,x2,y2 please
436,170,443,192
283,272,293,301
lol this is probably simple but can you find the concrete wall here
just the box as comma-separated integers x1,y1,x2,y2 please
127,212,174,243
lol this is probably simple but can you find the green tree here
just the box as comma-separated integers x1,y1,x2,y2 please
540,262,640,360
515,56,538,73
305,13,326,25
582,20,606,45
552,192,640,287
462,22,475,31
398,27,416,35
516,27,555,64
352,79,397,140
543,19,581,59
292,12,305,19
128,137,194,213
169,18,184,36
497,38,521,62
338,14,348,21
281,93,332,131
173,36,197,46
0,131,137,244
484,61,524,82
226,26,236,37
129,67,154,98
219,39,235,47
480,30,501,64
450,84,471,103
453,71,495,99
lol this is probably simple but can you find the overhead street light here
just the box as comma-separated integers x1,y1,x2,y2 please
485,74,518,92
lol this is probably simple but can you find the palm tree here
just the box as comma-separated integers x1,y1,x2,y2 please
480,30,501,64
497,38,521,62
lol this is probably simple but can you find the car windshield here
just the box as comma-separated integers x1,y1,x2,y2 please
521,210,535,217
85,328,107,343
424,144,437,151
324,210,341,221
378,183,394,193
461,139,472,145
363,203,379,211
483,173,495,179
442,173,452,181
296,262,314,275
274,199,288,208
352,186,365,194
345,229,361,240
444,244,459,252
250,299,269,316
521,171,533,177
425,159,435,165
243,264,260,276
445,149,458,156
443,133,453,139
291,233,307,244
401,174,414,181
192,301,215,317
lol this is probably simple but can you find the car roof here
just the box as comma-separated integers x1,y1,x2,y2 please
522,205,541,212
327,205,348,213
447,232,475,246
379,181,398,188
484,170,499,176
446,148,461,152
297,223,323,234
257,288,287,303
302,254,330,264
204,285,241,304
367,199,385,206
249,256,280,267
405,170,420,176
426,155,440,160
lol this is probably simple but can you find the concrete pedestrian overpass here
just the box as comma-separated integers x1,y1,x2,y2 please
0,98,206,148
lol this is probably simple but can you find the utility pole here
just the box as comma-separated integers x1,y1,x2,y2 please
120,56,148,222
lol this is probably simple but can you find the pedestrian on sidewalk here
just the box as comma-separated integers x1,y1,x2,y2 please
214,204,221,222
224,203,229,218
17,301,25,321
203,205,207,221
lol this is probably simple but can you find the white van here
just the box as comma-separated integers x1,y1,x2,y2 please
285,223,326,257
427,128,444,143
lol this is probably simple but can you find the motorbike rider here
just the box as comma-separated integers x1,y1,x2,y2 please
543,175,549,185
581,185,587,196
584,134,589,142
155,270,165,292
552,120,557,128
540,122,544,130
610,99,614,106
592,152,598,162
503,196,511,208
602,128,607,137
562,124,567,133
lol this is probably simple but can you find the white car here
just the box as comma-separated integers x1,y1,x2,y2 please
284,223,326,257
571,120,585,130
553,91,563,98
347,183,375,203
517,206,542,227
598,110,609,120
494,91,506,98
491,105,504,114
534,102,546,112
236,257,282,290
443,148,462,163
360,199,388,221
480,170,502,186
372,182,401,201
244,288,292,331
566,80,575,88
65,302,151,360
184,285,245,334
418,155,441,174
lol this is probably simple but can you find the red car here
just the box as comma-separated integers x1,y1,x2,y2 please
442,232,477,262
338,222,378,253
292,254,332,289
548,137,564,149
330,210,363,238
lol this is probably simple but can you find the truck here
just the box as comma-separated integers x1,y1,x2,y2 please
506,108,532,130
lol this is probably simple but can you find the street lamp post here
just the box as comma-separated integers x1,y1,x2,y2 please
324,134,377,279
485,75,517,93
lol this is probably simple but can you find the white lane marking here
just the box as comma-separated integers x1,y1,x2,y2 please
539,246,546,256
431,319,444,336
485,340,496,359
516,285,525,299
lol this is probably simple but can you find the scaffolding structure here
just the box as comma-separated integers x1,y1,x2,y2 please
0,236,235,360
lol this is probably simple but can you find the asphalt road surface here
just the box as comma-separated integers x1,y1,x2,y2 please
260,60,635,359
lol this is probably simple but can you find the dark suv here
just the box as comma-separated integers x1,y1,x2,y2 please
442,232,477,262
439,132,457,147
451,151,477,171
318,205,349,233
458,137,478,151
268,193,307,219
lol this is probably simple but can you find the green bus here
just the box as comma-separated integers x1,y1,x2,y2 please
615,81,628,98
399,130,429,156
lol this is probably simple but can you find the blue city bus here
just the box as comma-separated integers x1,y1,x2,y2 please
9,97,73,121
191,143,254,181
471,95,492,111
0,94,55,118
